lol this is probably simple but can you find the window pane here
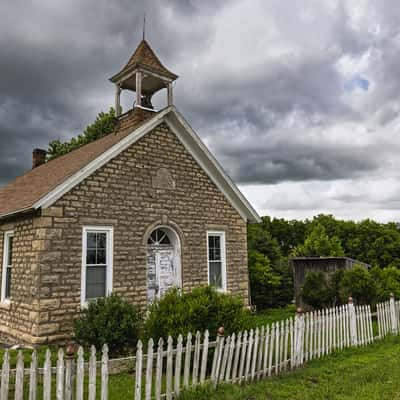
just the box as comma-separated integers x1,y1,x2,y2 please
96,233,107,250
96,249,106,265
5,266,11,299
86,249,96,265
87,232,96,249
208,235,221,261
86,266,106,299
7,236,13,266
209,261,222,288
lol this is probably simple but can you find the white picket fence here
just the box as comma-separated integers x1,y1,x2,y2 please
0,345,109,400
376,295,400,338
0,295,398,399
133,299,374,399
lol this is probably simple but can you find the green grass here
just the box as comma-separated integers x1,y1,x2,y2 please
178,335,400,400
245,305,297,329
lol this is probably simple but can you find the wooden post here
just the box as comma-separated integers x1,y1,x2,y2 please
348,297,357,346
390,293,398,334
115,85,121,116
64,344,75,400
294,308,305,367
213,327,225,388
136,71,142,107
167,82,173,106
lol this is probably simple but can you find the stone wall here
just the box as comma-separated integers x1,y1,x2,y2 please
1,120,250,344
0,214,42,344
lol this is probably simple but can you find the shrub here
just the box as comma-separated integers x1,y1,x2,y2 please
145,286,249,340
338,266,377,305
74,294,142,356
372,266,400,302
301,271,333,309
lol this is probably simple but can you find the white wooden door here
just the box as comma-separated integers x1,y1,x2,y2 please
147,244,176,303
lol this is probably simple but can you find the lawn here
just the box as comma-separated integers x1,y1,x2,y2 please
245,305,297,329
177,335,400,400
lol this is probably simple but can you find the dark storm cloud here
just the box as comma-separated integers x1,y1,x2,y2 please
0,0,399,200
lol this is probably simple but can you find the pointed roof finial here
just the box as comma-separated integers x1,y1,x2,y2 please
143,13,146,41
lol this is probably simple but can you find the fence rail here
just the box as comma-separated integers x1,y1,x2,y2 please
0,295,398,399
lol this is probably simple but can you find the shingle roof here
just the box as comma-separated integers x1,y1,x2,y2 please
116,40,178,80
0,108,156,218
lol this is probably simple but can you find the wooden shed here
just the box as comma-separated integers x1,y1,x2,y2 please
291,257,371,307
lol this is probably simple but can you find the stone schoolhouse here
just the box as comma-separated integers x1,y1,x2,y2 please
0,39,261,344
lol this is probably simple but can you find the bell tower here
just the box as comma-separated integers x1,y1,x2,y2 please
110,40,178,116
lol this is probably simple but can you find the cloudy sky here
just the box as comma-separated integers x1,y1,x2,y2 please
1,0,400,221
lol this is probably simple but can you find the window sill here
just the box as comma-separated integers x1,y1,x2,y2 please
0,300,11,310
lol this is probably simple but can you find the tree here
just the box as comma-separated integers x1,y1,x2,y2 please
292,223,344,257
338,266,377,305
47,108,117,160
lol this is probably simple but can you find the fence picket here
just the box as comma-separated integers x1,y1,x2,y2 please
145,340,154,400
76,347,84,400
166,336,174,400
231,332,242,383
250,328,259,381
0,349,9,400
174,336,182,396
219,336,230,382
135,340,143,400
268,324,274,376
214,335,225,387
199,331,209,385
43,349,52,400
88,346,96,400
274,323,280,373
184,332,192,388
283,319,289,371
225,333,235,382
263,326,270,377
29,350,38,400
56,348,65,400
257,327,264,380
14,351,24,400
238,330,248,383
192,332,201,385
244,329,254,381
279,320,284,370
101,344,109,400
155,338,164,400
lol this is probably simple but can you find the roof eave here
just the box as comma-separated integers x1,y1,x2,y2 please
0,206,36,221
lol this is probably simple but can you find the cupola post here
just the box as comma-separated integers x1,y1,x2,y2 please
115,84,121,117
110,39,178,114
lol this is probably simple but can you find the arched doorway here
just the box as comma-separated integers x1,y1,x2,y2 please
146,226,182,303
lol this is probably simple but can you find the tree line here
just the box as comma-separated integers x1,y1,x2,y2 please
248,214,400,309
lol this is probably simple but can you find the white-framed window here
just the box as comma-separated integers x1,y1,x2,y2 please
81,226,113,306
207,231,227,291
1,231,14,303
